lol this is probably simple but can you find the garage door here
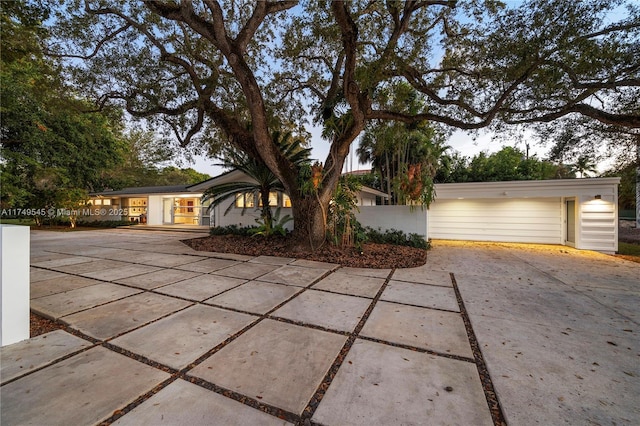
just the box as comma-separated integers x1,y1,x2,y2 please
428,198,562,244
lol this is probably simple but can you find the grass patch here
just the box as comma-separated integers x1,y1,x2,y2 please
618,242,640,256
0,218,37,226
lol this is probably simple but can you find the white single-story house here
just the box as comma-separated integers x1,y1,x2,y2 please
88,184,206,225
88,169,387,228
89,173,620,253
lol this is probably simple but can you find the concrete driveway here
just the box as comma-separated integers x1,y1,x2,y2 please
1,229,638,425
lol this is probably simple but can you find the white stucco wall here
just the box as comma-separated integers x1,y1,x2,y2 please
147,195,163,226
356,205,427,237
212,204,294,231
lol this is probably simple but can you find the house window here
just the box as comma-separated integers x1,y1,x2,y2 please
93,199,102,205
282,193,292,208
258,192,278,207
235,193,255,208
102,199,111,206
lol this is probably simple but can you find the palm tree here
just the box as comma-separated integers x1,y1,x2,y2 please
202,131,310,231
572,155,598,178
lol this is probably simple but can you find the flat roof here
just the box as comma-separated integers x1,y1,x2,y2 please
91,185,194,196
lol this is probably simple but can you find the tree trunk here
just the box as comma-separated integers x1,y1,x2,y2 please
636,136,640,229
290,196,328,252
385,152,392,204
260,189,272,231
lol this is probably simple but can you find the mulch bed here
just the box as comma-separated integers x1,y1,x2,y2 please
30,313,63,337
182,234,427,269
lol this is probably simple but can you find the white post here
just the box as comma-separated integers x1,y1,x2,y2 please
1,225,30,346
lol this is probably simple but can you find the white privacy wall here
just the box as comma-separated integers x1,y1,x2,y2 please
428,198,563,244
356,205,427,237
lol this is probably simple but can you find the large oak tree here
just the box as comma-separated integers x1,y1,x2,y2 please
49,0,639,249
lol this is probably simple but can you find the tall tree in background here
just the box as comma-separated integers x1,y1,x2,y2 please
47,0,639,249
571,155,598,178
0,1,126,212
357,83,448,205
435,146,569,183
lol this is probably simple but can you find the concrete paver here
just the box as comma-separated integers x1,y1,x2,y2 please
31,256,95,268
31,282,142,319
212,261,281,280
0,347,170,425
5,230,637,426
360,301,473,358
1,330,92,384
289,259,339,270
30,275,104,299
129,253,204,268
197,251,256,261
312,339,493,426
52,259,128,274
174,257,240,273
30,252,75,263
61,292,192,340
249,255,295,265
111,305,257,369
113,379,292,425
430,240,640,425
336,266,392,278
29,267,66,282
155,274,247,301
205,281,302,314
256,265,329,287
381,280,460,312
470,315,640,425
390,267,453,287
80,263,162,281
272,289,371,332
189,319,347,415
115,268,203,289
577,286,640,323
86,248,142,262
457,273,635,338
312,271,385,298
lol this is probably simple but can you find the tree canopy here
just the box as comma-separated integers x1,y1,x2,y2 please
435,146,573,183
0,2,211,216
45,0,640,248
0,1,126,211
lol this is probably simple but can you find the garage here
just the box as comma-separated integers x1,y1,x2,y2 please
429,197,563,245
427,178,620,253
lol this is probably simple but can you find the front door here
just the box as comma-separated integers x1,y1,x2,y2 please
163,198,173,224
565,199,576,246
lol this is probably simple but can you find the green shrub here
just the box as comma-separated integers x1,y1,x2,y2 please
364,227,429,250
249,207,292,237
209,224,258,236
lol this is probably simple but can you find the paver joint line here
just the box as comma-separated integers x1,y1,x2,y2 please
450,272,507,426
179,375,301,425
0,337,100,387
298,268,397,422
97,376,180,426
355,334,475,364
